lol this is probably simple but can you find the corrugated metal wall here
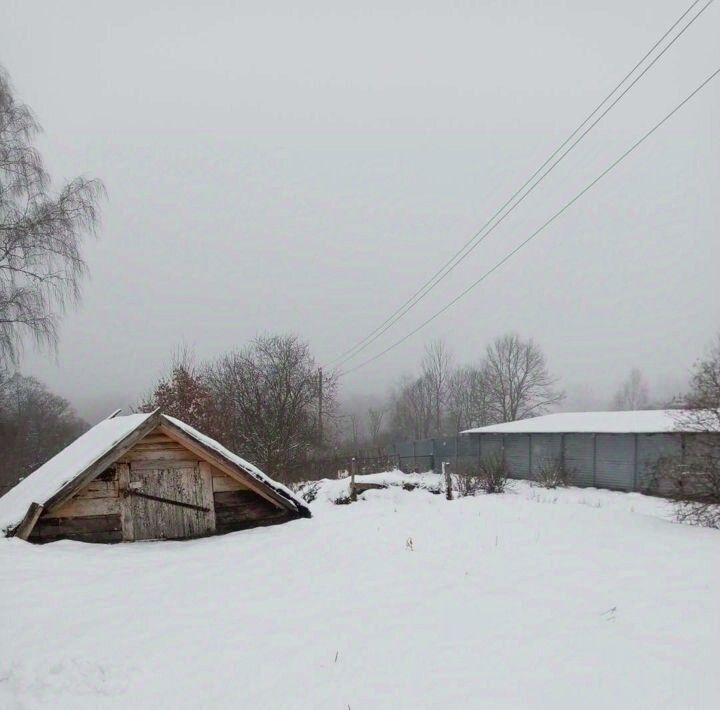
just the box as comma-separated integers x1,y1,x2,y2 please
564,434,595,486
595,435,636,490
390,432,689,492
505,434,530,478
530,434,562,479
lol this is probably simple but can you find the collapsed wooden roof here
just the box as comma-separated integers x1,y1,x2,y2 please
0,410,311,538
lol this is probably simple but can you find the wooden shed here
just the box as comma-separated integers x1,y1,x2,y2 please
0,410,311,544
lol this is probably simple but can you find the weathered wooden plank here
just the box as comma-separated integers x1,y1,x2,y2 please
353,482,387,493
46,496,120,518
215,513,292,534
77,480,119,499
131,442,189,453
213,490,291,533
128,457,199,469
211,474,247,492
198,462,217,534
137,434,176,445
117,462,133,541
213,490,283,526
31,514,122,537
122,448,195,462
14,502,44,540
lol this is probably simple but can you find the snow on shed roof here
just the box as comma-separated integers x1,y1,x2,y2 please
462,409,717,435
0,412,154,533
0,411,310,535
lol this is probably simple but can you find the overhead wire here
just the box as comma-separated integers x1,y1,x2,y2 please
339,65,720,375
324,0,714,370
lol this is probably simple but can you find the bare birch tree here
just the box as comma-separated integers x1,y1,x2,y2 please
612,368,650,410
0,67,104,367
482,333,563,422
421,338,453,434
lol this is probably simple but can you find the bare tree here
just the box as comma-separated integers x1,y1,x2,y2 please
390,374,434,440
421,339,453,434
366,406,386,450
664,332,720,527
0,67,104,367
612,368,650,410
205,334,336,481
482,333,563,422
446,365,492,433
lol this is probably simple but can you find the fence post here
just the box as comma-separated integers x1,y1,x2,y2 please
350,457,357,501
443,461,452,500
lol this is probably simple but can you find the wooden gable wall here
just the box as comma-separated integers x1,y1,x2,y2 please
28,426,291,544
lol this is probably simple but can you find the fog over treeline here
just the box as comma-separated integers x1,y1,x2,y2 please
1,0,718,478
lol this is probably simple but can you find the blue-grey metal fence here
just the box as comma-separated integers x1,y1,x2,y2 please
390,432,687,493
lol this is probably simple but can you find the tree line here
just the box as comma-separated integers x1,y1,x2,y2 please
0,373,87,494
388,333,563,442
139,336,336,483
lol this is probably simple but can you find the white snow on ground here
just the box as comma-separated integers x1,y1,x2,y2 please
1,474,719,709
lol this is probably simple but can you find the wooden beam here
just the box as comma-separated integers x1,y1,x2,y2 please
44,410,163,514
14,502,44,540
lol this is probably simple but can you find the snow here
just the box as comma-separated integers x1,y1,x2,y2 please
0,413,153,534
462,408,713,434
163,416,309,516
1,474,718,709
303,469,444,503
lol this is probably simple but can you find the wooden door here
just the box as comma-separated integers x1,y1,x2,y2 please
125,462,215,540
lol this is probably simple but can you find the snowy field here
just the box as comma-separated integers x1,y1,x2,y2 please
1,473,719,709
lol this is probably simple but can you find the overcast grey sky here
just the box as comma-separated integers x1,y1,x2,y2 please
2,0,719,422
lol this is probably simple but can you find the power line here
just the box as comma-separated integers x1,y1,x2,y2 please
340,65,720,376
325,0,713,370
330,0,713,369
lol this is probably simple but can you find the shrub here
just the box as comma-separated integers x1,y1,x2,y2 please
535,459,574,489
654,454,720,529
453,462,482,497
297,481,321,504
477,454,509,494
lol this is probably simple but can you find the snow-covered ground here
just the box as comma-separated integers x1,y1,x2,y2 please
1,473,718,709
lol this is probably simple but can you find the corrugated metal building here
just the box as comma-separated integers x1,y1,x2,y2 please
461,410,707,492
